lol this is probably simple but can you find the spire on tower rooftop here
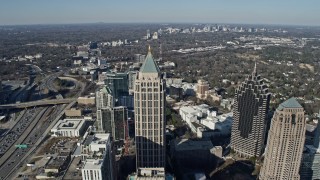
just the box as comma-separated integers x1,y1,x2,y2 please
140,46,160,73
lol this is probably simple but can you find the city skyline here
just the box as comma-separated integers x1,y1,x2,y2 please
0,3,320,177
0,0,320,26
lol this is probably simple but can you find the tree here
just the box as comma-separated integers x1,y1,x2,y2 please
47,172,54,177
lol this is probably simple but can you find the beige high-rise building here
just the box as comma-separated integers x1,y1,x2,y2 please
259,97,306,180
134,46,166,177
196,79,209,100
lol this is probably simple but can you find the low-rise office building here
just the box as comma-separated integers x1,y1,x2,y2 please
179,104,232,136
51,119,87,137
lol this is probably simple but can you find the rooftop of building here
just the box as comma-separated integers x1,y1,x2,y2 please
140,46,160,74
197,79,209,84
180,104,210,114
83,133,110,145
304,145,320,154
52,119,86,130
91,133,110,145
129,174,174,180
0,116,6,121
82,159,104,170
100,85,112,94
105,71,128,77
83,135,95,146
306,124,316,133
174,138,214,151
46,154,70,169
277,97,302,110
191,121,205,129
78,96,95,99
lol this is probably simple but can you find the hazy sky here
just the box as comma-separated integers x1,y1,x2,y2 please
0,0,319,26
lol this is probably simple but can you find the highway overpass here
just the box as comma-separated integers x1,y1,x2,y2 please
0,99,75,109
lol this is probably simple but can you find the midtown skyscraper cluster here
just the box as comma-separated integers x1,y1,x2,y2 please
230,64,308,179
93,45,312,179
131,48,310,179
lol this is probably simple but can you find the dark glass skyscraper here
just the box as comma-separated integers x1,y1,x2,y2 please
104,72,129,100
230,64,271,157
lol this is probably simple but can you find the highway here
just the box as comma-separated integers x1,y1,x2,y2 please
7,64,42,104
3,101,76,180
58,76,86,97
39,72,64,99
0,104,68,179
0,69,84,179
0,108,44,159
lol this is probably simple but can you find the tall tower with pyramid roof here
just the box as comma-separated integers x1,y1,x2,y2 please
134,46,166,177
230,63,271,157
260,98,305,180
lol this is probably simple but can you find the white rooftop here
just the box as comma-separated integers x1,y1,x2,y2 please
82,159,103,170
91,133,110,145
54,119,85,130
180,104,210,115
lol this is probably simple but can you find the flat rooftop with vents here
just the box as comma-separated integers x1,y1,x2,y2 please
51,119,87,137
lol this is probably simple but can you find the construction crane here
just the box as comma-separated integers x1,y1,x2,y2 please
124,119,129,155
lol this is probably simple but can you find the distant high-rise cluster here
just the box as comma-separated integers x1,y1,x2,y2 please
134,46,166,178
146,29,151,40
259,98,305,180
96,83,128,141
231,64,271,157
